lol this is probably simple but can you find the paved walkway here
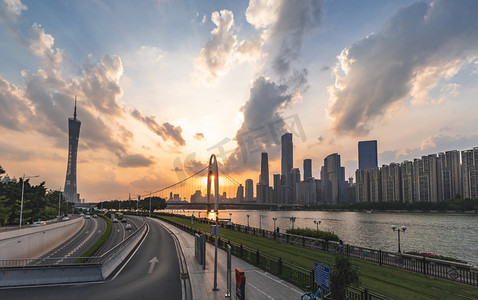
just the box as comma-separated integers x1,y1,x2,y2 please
156,219,305,300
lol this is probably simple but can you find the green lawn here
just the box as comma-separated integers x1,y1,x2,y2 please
159,214,478,300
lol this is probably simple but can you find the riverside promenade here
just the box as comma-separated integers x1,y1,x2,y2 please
155,218,305,300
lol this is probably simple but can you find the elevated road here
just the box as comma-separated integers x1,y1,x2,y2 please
34,215,107,265
95,215,144,256
0,216,182,299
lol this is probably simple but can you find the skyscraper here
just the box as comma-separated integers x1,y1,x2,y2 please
321,153,343,204
64,99,81,203
260,152,269,186
245,179,254,203
303,159,312,180
281,133,293,177
358,140,378,169
236,184,244,202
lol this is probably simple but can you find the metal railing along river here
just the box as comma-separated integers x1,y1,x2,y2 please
162,214,478,288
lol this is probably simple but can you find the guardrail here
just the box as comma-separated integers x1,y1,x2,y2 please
171,214,478,287
0,217,147,286
158,216,390,300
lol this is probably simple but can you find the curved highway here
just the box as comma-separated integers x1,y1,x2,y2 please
96,215,144,257
0,216,182,299
34,215,107,265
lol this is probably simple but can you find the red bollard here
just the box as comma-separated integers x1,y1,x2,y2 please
235,268,246,300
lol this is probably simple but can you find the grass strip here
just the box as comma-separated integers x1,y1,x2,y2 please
75,214,112,263
158,214,478,300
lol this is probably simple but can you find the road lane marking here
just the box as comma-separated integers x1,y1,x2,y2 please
148,256,159,273
110,222,150,281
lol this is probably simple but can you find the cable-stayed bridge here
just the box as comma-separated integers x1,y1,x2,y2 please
135,164,300,211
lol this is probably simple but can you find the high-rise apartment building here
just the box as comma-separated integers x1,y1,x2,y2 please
303,159,312,180
381,163,401,202
64,100,81,203
413,155,438,202
437,151,461,201
245,179,254,203
358,140,378,169
369,167,381,202
401,161,414,203
355,168,370,202
462,147,478,199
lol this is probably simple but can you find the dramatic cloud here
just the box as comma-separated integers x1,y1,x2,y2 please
80,54,124,116
195,10,237,81
246,0,324,75
118,154,154,168
131,109,186,146
328,0,478,136
226,76,295,170
193,133,205,140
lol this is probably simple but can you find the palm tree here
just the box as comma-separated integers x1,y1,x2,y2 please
330,255,360,300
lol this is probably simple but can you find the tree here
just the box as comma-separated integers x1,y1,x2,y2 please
330,255,360,300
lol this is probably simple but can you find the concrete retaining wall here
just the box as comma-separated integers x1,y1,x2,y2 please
101,223,148,279
0,265,103,286
0,217,85,260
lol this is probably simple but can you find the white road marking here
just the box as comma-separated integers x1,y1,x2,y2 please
148,256,159,273
253,270,303,295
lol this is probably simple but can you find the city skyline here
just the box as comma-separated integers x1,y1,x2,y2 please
1,0,478,202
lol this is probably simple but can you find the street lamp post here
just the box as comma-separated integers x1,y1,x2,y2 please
20,174,39,228
313,219,321,238
247,214,250,227
272,217,277,239
149,191,152,217
58,187,62,218
392,225,407,253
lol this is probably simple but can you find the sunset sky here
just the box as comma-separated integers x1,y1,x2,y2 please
1,0,477,202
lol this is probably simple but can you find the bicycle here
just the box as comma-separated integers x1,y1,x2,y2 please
301,287,322,300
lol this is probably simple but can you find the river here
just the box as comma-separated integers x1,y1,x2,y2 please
168,209,478,267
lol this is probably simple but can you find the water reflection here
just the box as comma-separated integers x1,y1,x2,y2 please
169,209,478,267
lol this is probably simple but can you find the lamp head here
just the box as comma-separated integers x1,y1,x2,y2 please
392,225,397,231
402,225,407,232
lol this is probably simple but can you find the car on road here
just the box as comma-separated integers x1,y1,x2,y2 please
112,218,119,223
93,214,98,218
121,218,127,223
61,216,70,221
125,224,133,230
31,220,46,226
80,213,84,216
85,215,91,219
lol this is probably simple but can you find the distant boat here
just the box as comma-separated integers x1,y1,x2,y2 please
366,209,373,214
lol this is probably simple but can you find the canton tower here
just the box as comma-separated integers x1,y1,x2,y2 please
64,98,81,203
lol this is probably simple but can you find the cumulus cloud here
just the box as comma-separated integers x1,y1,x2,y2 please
80,54,124,116
226,76,295,170
328,0,478,136
246,0,324,75
131,109,186,146
217,1,324,173
0,16,157,167
193,133,205,140
1,0,27,22
195,10,237,81
118,154,154,168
